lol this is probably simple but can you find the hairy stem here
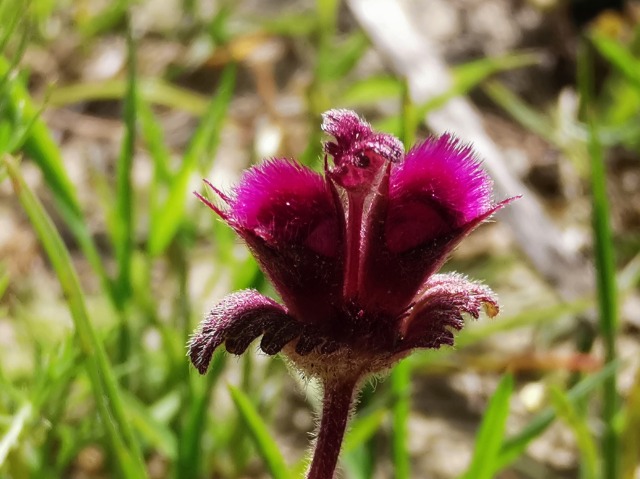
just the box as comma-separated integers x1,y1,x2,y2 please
307,378,358,479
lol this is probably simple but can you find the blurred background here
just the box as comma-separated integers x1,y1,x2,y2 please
1,0,639,478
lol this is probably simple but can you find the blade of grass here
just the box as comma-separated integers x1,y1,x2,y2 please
138,100,172,185
176,351,226,478
315,0,339,82
590,33,640,89
228,384,289,479
112,26,137,305
0,57,116,303
3,155,147,478
0,0,22,55
496,360,619,471
260,13,317,37
548,386,599,479
0,263,8,300
148,63,236,256
338,404,385,479
76,0,128,38
621,366,640,479
339,76,403,108
0,56,80,217
48,78,209,116
343,408,386,455
0,403,31,466
578,41,619,479
325,31,369,80
375,52,541,133
418,52,541,117
460,374,514,479
390,359,411,479
483,79,557,141
123,392,178,461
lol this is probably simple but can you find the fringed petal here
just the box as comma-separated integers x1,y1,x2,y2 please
232,159,339,257
188,290,301,374
357,131,515,315
197,160,344,324
386,134,493,253
396,273,499,352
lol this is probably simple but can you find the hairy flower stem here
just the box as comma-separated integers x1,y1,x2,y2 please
307,378,358,479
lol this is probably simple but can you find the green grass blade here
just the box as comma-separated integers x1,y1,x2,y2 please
390,360,411,479
112,26,137,304
110,24,137,376
324,31,369,80
419,52,541,116
0,56,80,217
336,406,386,478
590,33,640,89
48,78,209,116
3,155,147,478
0,263,9,300
496,360,619,471
343,408,386,455
621,367,640,479
376,52,540,132
549,386,599,479
460,374,514,479
483,80,557,142
0,403,32,466
123,392,178,461
453,52,540,94
315,0,339,82
0,57,115,303
228,384,290,479
77,0,128,38
578,42,620,479
339,76,403,108
148,63,236,256
177,351,226,478
138,100,172,184
260,13,317,37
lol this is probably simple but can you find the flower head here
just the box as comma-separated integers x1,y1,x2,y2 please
189,109,515,478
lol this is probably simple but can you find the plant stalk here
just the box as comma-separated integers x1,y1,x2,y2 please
307,378,357,479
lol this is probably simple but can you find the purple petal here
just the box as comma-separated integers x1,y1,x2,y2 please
396,273,499,351
231,159,339,257
386,134,493,253
360,198,510,316
198,160,344,324
357,133,514,315
187,290,301,374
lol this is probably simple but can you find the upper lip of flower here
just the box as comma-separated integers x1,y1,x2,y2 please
190,109,516,375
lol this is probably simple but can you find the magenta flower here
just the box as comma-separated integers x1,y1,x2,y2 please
189,109,514,479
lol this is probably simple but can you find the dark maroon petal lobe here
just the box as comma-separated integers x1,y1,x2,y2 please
395,273,499,352
188,290,301,374
198,159,343,324
359,134,513,315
